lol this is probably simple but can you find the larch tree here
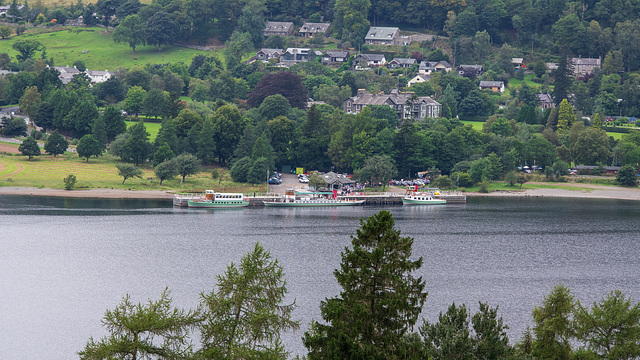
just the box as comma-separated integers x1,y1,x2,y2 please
78,288,198,360
198,243,299,359
532,284,575,360
575,290,640,359
303,210,428,359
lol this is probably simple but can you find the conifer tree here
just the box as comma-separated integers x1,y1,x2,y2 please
92,116,107,152
303,210,428,359
197,117,217,164
199,243,299,359
591,113,602,129
557,99,575,134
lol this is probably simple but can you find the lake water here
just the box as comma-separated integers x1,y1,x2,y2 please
1,195,639,359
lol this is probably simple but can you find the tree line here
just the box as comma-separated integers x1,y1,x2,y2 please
3,50,640,188
79,210,640,359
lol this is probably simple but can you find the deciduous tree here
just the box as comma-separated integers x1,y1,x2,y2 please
18,137,41,159
77,134,103,162
116,163,143,184
173,153,201,183
44,129,68,157
113,14,146,54
154,158,178,185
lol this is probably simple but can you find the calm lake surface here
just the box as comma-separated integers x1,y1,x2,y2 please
1,195,639,359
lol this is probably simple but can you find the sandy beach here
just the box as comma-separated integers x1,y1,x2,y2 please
1,182,640,201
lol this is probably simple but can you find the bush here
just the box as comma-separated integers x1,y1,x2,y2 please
432,175,454,189
63,174,77,190
616,164,639,186
478,180,491,193
31,129,43,140
211,169,219,179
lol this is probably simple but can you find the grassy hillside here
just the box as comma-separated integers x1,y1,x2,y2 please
0,27,213,69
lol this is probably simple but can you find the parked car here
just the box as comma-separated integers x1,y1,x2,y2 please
268,178,281,185
299,177,309,183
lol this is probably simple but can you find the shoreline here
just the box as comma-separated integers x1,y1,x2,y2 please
0,187,176,200
2,183,640,201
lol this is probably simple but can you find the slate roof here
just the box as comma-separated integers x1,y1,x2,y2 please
325,51,349,58
479,81,504,87
365,27,399,41
299,22,331,34
257,48,284,56
322,171,355,185
390,58,416,65
264,21,294,33
572,57,600,65
356,54,386,61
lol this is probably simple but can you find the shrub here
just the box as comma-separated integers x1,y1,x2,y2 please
432,175,454,189
63,174,77,190
478,180,491,193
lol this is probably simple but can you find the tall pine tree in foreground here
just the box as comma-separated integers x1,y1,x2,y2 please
304,210,428,359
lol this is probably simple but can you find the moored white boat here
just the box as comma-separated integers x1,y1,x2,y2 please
264,190,365,207
187,190,250,208
402,189,446,205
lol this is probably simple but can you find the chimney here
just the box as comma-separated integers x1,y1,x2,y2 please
357,89,366,95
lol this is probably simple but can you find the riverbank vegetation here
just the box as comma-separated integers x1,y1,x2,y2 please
3,0,640,192
82,211,640,359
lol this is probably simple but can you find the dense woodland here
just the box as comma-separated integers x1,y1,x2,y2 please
2,0,640,187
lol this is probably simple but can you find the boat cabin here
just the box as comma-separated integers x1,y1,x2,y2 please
204,190,245,201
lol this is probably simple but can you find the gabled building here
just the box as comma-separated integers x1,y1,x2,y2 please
388,58,416,69
85,70,113,84
298,22,331,38
264,21,294,37
407,74,429,87
353,54,387,69
344,89,441,120
321,51,349,66
419,60,452,75
572,56,601,76
457,64,483,78
538,93,554,110
279,48,322,66
364,27,400,45
53,66,82,85
256,48,284,62
479,81,505,93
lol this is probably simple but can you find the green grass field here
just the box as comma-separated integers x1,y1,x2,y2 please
461,121,485,131
0,152,265,192
126,120,162,140
0,27,212,70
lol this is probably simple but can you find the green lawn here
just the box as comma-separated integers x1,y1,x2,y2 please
461,121,485,131
0,152,265,192
126,120,162,140
0,27,213,70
